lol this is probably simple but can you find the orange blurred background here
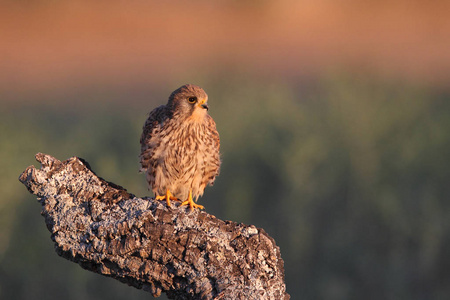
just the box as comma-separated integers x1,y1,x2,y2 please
2,0,450,101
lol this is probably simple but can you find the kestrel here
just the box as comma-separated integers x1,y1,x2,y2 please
139,84,221,210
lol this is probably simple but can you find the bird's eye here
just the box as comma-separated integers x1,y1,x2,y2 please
188,97,197,103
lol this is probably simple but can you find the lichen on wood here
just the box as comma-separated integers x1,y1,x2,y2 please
19,153,289,300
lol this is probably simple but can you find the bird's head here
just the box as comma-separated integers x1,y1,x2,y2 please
168,84,209,120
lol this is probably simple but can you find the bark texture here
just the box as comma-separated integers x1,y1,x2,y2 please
19,153,289,300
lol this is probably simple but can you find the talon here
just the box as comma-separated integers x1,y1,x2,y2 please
180,189,204,211
155,189,179,208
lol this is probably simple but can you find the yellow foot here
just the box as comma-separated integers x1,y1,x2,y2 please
155,189,179,208
180,190,204,211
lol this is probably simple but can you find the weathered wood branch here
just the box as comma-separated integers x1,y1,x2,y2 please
19,153,289,300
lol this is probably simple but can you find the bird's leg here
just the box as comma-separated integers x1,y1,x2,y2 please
180,189,204,210
155,189,179,208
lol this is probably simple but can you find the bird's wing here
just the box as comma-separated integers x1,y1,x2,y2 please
204,114,221,186
139,105,168,172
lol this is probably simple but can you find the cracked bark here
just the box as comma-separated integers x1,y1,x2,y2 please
18,153,289,300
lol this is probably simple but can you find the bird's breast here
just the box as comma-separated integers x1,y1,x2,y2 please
161,121,207,163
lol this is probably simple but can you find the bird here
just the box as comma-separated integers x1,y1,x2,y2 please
139,84,221,210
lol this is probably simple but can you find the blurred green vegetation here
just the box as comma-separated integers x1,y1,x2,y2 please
1,75,450,299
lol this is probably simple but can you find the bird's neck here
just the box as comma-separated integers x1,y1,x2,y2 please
188,109,208,123
173,109,208,124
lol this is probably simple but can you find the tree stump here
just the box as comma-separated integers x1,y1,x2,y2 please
18,153,289,300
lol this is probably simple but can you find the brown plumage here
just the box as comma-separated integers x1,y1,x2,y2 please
140,84,221,210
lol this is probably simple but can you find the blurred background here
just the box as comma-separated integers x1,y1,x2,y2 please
2,1,450,299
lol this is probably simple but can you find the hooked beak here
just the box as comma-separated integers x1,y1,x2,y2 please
198,99,209,110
